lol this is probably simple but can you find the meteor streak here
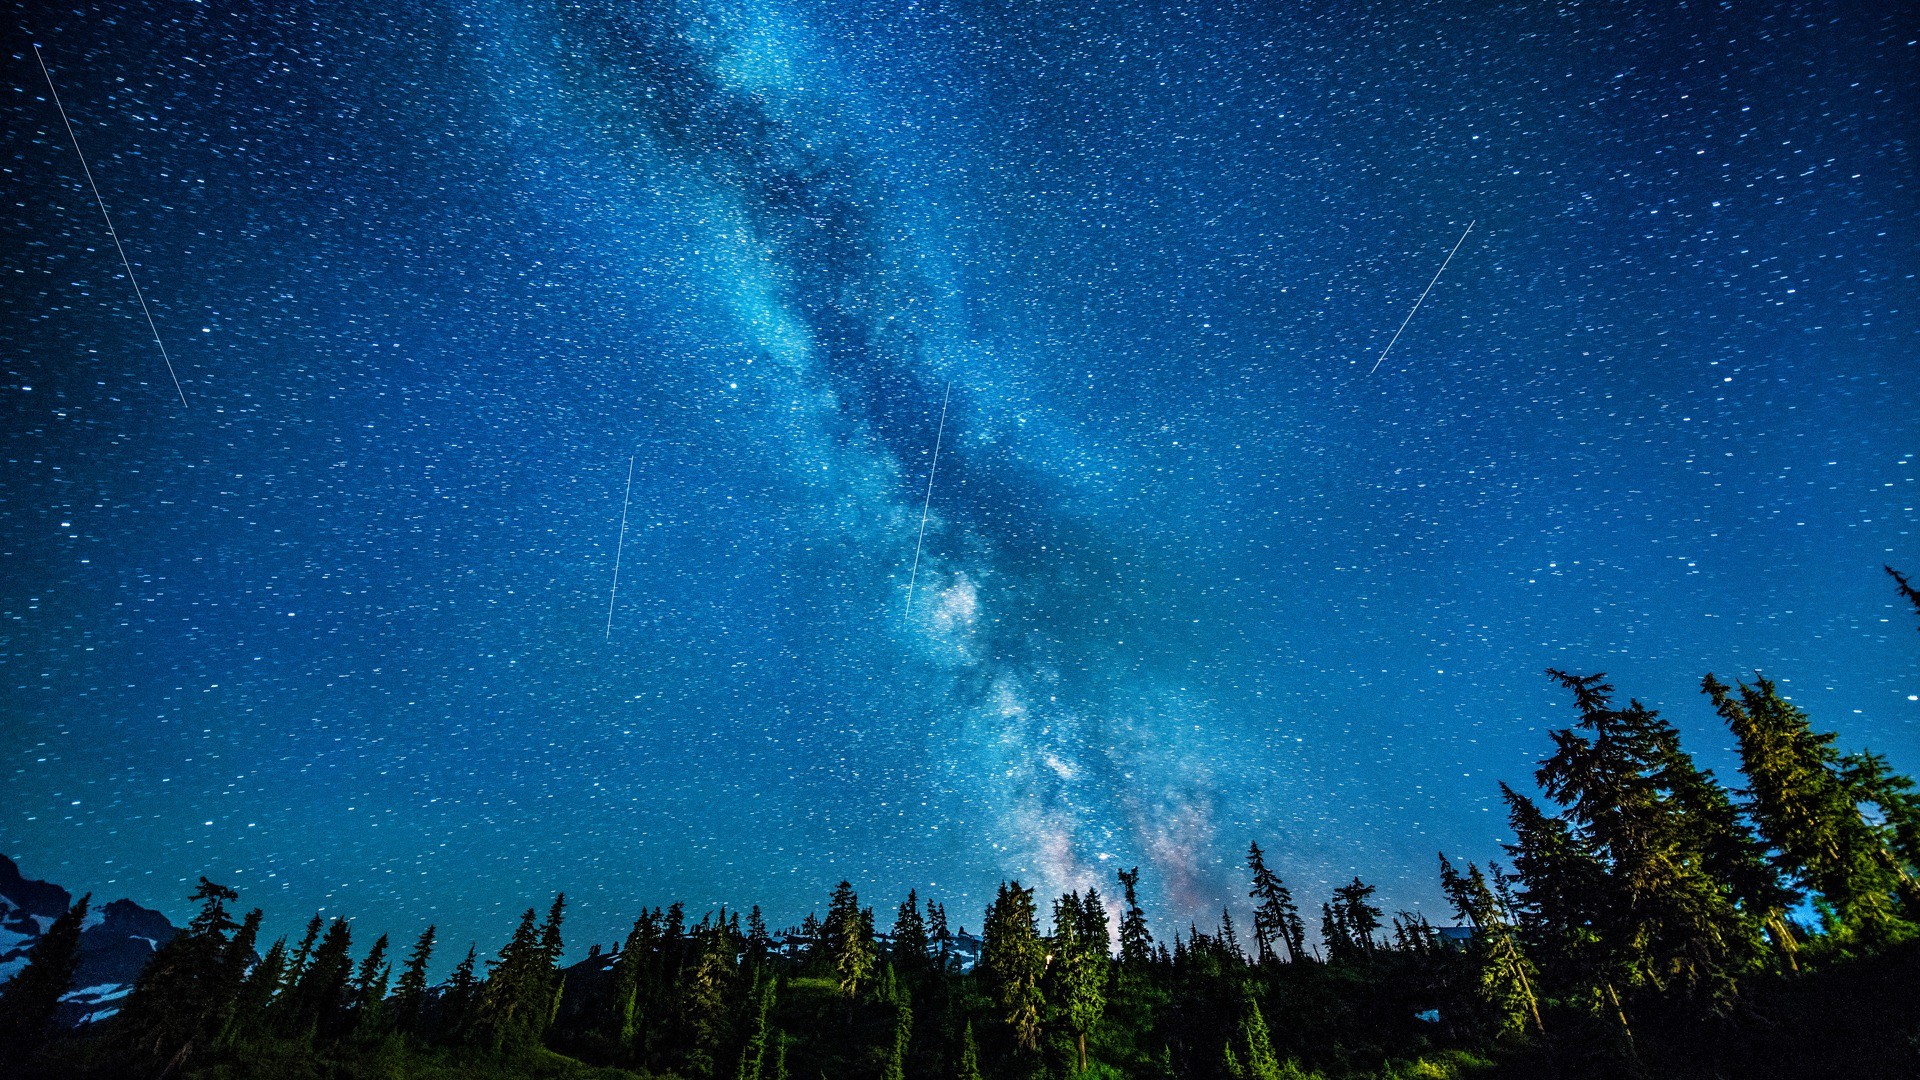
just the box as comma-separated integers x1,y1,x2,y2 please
903,381,951,620
606,456,635,640
1369,219,1475,377
34,44,186,407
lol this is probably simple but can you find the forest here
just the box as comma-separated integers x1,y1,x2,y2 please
4,567,1919,1080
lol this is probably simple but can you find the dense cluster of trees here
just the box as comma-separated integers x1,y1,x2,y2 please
5,568,1919,1079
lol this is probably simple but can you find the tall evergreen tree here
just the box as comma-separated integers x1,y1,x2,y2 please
391,925,436,1034
441,944,481,1043
1510,671,1768,1015
1050,892,1108,1072
1439,854,1543,1037
118,879,250,1073
225,936,285,1046
477,908,546,1051
892,889,930,971
822,881,877,1006
351,933,391,1036
745,905,772,967
0,892,88,1063
1325,878,1382,961
1115,867,1154,967
735,972,777,1080
881,999,912,1080
291,918,356,1037
927,900,954,971
957,1019,984,1080
982,881,1046,1051
1079,888,1112,958
282,913,323,999
1246,842,1303,964
1221,988,1286,1080
1705,672,1917,942
674,926,735,1080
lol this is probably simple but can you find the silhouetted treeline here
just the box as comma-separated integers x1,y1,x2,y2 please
7,571,1920,1080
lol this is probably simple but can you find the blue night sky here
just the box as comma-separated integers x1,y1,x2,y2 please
3,1,1915,961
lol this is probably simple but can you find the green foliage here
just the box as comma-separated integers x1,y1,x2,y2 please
983,881,1047,1052
1706,672,1917,945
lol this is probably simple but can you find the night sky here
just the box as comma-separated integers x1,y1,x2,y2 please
4,1,1915,962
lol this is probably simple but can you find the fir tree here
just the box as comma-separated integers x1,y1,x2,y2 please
735,972,777,1080
1246,842,1302,964
1079,888,1112,957
1221,988,1287,1080
225,936,286,1046
290,917,356,1037
1705,672,1916,942
1527,671,1770,1005
927,900,954,971
822,881,877,1007
675,926,735,1080
391,925,436,1034
282,913,324,998
957,1019,985,1080
1439,854,1543,1037
881,999,912,1080
1218,908,1245,963
0,892,88,1063
1050,892,1108,1072
892,889,930,972
1116,867,1154,966
351,933,391,1036
118,879,249,1072
982,881,1046,1051
442,943,481,1043
477,908,545,1051
745,905,772,967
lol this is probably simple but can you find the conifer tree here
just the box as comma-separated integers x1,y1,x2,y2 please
892,889,930,971
882,999,912,1080
225,936,285,1046
351,933,391,1036
745,905,772,967
736,972,777,1080
1218,908,1245,963
282,913,323,997
291,918,355,1037
1221,988,1286,1080
442,943,481,1043
1705,673,1917,942
119,879,249,1072
0,892,88,1063
1050,892,1108,1072
1439,854,1543,1037
1079,888,1112,957
822,881,877,1006
982,881,1045,1051
1115,867,1154,966
927,900,954,971
1246,842,1303,964
958,1019,985,1080
675,926,735,1080
391,925,436,1034
1510,671,1768,1017
1324,878,1382,961
477,908,545,1051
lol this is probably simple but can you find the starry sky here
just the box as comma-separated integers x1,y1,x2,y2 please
3,0,1915,960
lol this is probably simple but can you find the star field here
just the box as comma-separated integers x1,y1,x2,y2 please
2,0,1914,961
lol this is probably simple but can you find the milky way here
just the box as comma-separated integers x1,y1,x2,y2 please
3,1,1914,960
